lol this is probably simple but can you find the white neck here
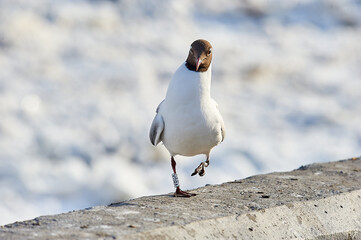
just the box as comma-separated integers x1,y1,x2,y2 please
165,63,212,105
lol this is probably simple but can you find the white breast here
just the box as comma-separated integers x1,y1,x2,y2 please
159,63,223,156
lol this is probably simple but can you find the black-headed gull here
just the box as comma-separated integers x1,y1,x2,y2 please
150,39,225,197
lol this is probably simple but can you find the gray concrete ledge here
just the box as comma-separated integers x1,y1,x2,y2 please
1,158,360,239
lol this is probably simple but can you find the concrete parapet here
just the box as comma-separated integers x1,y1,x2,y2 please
1,158,360,239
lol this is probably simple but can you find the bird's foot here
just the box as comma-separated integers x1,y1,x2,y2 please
191,162,206,177
174,188,196,198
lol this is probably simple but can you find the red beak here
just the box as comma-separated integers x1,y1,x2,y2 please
196,58,202,71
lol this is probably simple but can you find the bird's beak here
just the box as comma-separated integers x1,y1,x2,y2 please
196,58,202,71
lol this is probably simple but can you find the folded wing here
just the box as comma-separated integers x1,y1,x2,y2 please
149,101,165,146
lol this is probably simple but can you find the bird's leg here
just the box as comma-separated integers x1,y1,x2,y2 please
205,158,210,167
191,156,210,177
171,156,196,197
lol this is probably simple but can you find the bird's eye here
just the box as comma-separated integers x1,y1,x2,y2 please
207,48,212,56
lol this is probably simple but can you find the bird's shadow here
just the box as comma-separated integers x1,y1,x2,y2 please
107,193,183,208
107,193,199,207
107,202,137,208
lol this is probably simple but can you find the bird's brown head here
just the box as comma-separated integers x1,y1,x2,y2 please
185,39,212,72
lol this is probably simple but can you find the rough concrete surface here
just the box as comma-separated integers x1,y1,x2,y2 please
1,158,360,239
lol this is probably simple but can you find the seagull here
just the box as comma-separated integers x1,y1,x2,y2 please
149,39,225,197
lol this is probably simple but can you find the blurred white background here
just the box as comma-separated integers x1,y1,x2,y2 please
0,0,360,225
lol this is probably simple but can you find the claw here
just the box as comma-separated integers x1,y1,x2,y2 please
192,159,210,177
191,162,206,177
199,168,205,176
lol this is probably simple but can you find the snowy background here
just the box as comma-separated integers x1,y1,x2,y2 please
0,0,360,225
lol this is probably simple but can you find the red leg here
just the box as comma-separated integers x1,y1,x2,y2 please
171,156,177,173
171,156,196,197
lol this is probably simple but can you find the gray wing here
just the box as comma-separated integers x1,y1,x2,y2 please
149,101,165,146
